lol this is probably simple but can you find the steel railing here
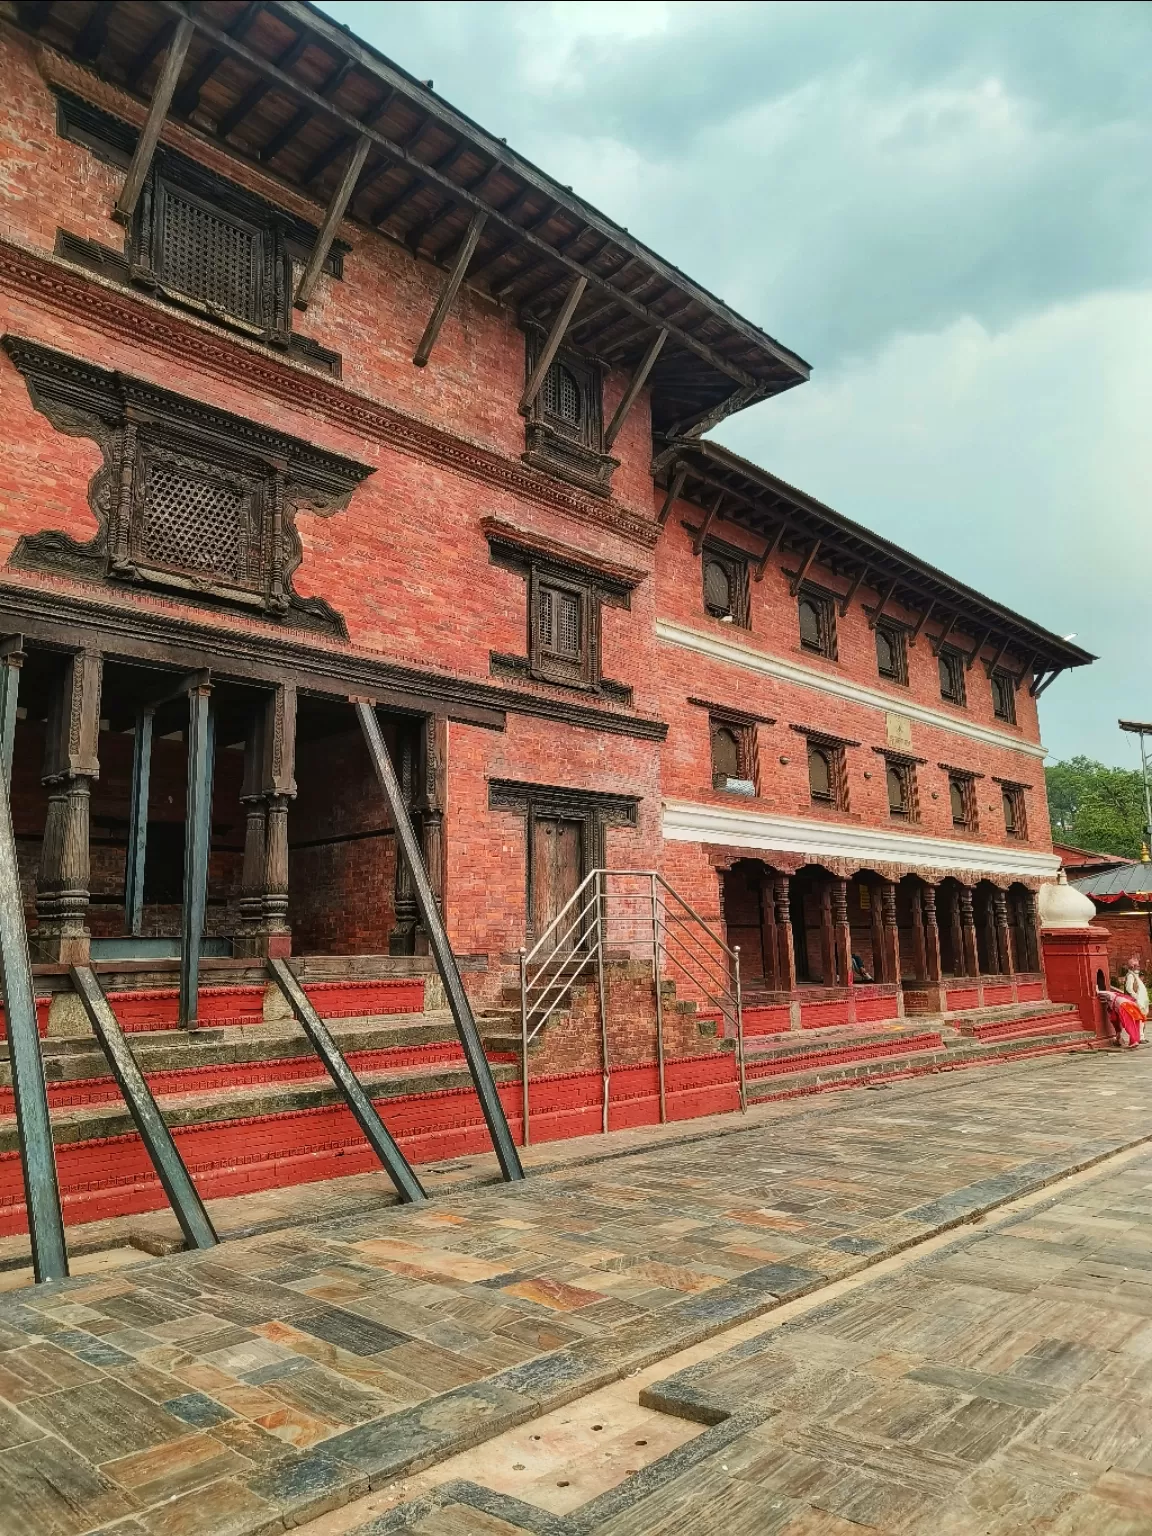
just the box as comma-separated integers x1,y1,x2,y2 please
517,869,744,1144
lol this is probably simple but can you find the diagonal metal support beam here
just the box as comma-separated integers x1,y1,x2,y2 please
114,16,193,223
413,209,487,367
355,700,523,1182
0,760,66,1281
70,966,218,1249
519,276,587,414
294,135,372,310
603,329,667,451
267,958,426,1203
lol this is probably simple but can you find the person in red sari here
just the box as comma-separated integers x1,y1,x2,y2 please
1098,985,1145,1047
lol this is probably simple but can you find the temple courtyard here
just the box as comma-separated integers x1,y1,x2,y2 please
1,1049,1152,1536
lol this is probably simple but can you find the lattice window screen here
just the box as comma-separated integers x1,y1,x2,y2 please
543,363,583,427
140,460,249,581
157,188,263,324
538,586,581,659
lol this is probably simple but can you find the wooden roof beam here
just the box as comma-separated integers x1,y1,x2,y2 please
413,209,487,367
603,330,667,451
75,0,113,63
113,16,194,223
18,2,55,31
294,134,371,309
173,1,259,114
302,85,395,183
519,276,587,412
259,58,355,163
217,29,311,140
156,0,761,388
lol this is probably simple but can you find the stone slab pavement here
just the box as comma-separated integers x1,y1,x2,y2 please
0,1048,1149,1536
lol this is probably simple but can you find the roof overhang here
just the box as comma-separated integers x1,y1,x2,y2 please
660,439,1096,680
8,0,811,434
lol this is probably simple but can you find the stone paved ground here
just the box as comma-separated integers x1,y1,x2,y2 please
0,1049,1149,1536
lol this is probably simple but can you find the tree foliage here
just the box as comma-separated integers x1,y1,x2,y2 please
1045,757,1147,857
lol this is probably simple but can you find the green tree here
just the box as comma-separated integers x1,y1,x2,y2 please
1045,757,1146,857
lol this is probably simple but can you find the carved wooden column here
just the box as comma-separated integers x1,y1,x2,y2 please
922,883,943,983
832,877,852,986
880,880,901,985
868,884,885,980
1021,889,1042,972
390,726,420,955
818,880,836,986
759,868,779,989
413,715,447,954
773,874,797,993
34,651,102,963
910,885,928,981
234,686,296,959
993,887,1014,975
958,884,980,976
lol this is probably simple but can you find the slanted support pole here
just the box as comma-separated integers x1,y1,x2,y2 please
0,636,24,787
125,708,154,938
657,464,686,527
413,208,487,366
519,275,587,413
866,577,899,630
838,566,867,615
789,539,822,598
70,965,218,1248
294,134,371,310
267,958,426,1202
755,522,786,583
966,627,992,671
0,760,67,1281
691,491,725,556
114,15,193,222
355,699,524,1182
179,683,214,1030
603,328,667,450
908,598,936,648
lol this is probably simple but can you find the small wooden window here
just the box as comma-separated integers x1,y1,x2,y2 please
543,361,584,431
949,775,973,828
710,717,756,794
875,623,907,684
701,545,749,627
938,647,966,705
531,574,590,685
886,761,914,819
991,670,1017,724
798,591,836,658
1002,786,1026,839
807,741,845,808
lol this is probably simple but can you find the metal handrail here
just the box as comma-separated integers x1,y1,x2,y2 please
518,869,745,1145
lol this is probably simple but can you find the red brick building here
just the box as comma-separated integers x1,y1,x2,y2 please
0,2,1095,1234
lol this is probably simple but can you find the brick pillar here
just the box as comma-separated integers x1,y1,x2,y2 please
832,877,852,986
922,883,943,982
993,887,1014,975
881,880,901,984
774,874,797,993
33,651,102,964
959,884,980,976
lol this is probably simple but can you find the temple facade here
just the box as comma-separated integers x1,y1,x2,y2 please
0,1,1095,1233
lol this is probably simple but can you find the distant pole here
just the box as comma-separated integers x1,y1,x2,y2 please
1118,720,1152,855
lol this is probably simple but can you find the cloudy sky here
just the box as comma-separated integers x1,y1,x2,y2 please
320,1,1151,766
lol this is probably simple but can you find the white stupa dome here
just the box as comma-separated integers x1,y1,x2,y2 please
1038,869,1097,930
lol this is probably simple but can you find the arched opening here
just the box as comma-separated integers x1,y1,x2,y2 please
974,880,1001,974
1009,882,1038,972
937,877,966,977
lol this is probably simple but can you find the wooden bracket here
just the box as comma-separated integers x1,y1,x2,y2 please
1014,650,1037,690
413,208,487,366
1032,666,1063,698
603,329,667,450
692,491,726,556
908,597,936,648
114,16,194,222
965,626,992,670
984,636,1011,677
657,464,687,528
838,566,868,616
294,134,371,309
930,612,957,656
789,539,821,597
866,576,898,630
519,276,588,413
755,523,786,583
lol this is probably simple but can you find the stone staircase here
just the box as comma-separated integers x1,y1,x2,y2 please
744,1000,1095,1102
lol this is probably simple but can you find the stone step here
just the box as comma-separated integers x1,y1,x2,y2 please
745,1028,946,1081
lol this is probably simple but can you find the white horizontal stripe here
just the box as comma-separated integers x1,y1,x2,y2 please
663,799,1061,879
656,619,1048,759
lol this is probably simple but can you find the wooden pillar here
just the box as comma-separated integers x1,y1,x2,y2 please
922,882,943,983
958,883,980,976
759,868,778,989
0,637,24,787
124,707,154,937
773,874,797,993
414,715,447,954
910,884,928,981
179,683,214,1029
34,651,102,964
993,887,1014,975
1022,889,1042,972
390,726,420,955
235,686,296,959
881,880,901,984
818,880,836,986
869,883,886,980
832,877,851,986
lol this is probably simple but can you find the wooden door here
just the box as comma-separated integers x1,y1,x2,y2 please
531,817,584,946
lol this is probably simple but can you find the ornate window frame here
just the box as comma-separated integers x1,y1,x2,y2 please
874,619,908,685
701,537,751,628
2,336,373,635
938,645,967,706
797,584,837,660
522,333,617,496
990,669,1018,724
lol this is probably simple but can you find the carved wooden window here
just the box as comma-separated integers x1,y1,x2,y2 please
132,440,264,590
991,670,1017,724
808,741,846,809
523,337,613,495
1002,785,1027,839
152,179,267,326
531,572,593,686
710,716,756,795
702,542,750,628
949,774,976,829
875,622,908,684
798,589,836,658
886,761,915,819
938,647,966,705
543,362,584,431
